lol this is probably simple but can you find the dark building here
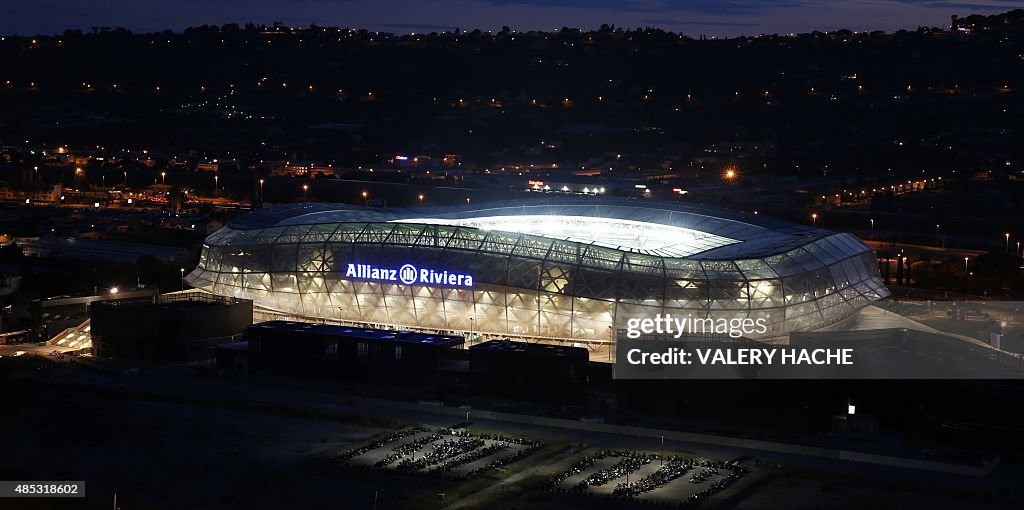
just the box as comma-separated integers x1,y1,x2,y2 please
469,340,588,400
218,323,589,401
243,320,464,379
91,291,253,361
32,287,160,343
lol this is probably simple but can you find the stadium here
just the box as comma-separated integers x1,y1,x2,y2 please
186,199,889,350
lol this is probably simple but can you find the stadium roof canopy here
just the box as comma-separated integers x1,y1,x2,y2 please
227,198,836,260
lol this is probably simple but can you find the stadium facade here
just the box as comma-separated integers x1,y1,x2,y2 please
186,200,889,344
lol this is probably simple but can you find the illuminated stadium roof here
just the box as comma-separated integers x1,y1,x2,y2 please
227,198,833,260
394,215,739,258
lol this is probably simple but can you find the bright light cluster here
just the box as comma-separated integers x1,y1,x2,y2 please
395,215,740,257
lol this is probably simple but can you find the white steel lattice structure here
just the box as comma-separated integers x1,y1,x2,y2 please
187,199,889,343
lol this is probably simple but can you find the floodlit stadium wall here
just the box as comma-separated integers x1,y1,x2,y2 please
186,201,889,343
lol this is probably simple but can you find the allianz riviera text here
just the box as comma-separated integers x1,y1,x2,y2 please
345,263,474,287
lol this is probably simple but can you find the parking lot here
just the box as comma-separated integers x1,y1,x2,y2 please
339,426,543,480
548,449,751,506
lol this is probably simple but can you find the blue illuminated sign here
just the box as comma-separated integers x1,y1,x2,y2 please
345,263,474,287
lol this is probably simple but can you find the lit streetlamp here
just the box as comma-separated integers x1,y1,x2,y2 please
418,193,424,205
870,218,874,239
303,183,309,200
161,171,166,184
811,213,818,226
180,268,185,291
660,435,665,466
1006,233,1011,253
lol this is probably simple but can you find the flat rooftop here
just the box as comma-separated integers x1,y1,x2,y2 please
215,341,250,352
91,291,248,309
250,320,464,346
469,339,588,358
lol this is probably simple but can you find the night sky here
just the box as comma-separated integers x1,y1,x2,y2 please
4,0,1024,36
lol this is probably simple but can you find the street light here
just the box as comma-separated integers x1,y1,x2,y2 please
660,435,665,466
418,193,424,205
303,183,309,200
964,257,969,275
811,213,818,226
214,174,219,195
180,268,185,291
465,197,471,205
259,179,264,200
870,218,874,239
161,171,166,184
1006,233,1011,253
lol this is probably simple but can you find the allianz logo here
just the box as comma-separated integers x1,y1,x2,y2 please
344,263,474,287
